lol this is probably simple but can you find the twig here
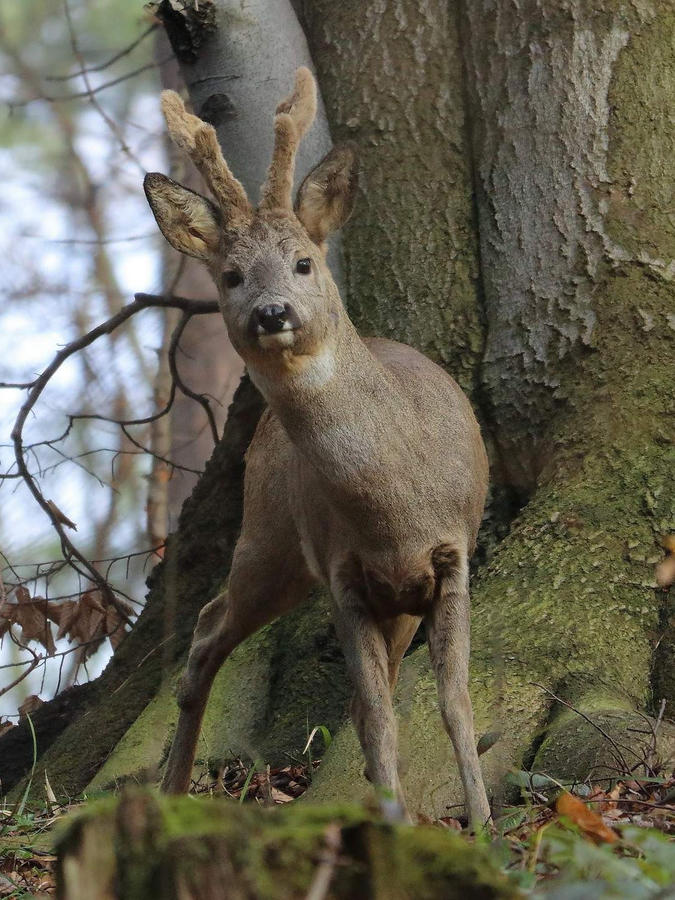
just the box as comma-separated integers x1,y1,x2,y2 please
7,293,218,623
62,0,143,171
0,655,42,699
169,313,220,445
531,683,635,775
10,58,172,107
32,232,158,245
46,24,158,81
304,823,342,900
653,698,667,736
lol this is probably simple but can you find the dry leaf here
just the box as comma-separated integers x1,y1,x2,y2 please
0,599,12,640
477,730,502,756
656,536,675,588
50,592,131,655
105,598,133,651
0,874,16,898
269,787,294,803
0,717,15,738
556,791,618,844
438,817,463,831
46,499,77,530
44,770,58,806
5,587,56,655
18,694,44,720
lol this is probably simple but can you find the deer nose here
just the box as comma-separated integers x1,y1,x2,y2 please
255,303,289,334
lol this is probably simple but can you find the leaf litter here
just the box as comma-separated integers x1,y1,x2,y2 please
0,761,672,895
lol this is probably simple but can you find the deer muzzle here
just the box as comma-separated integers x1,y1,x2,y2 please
252,302,301,337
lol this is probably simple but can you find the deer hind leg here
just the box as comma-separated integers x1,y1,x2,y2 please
161,536,313,794
425,551,491,829
350,613,420,802
333,596,408,820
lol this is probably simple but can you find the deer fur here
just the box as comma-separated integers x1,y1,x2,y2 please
144,67,492,828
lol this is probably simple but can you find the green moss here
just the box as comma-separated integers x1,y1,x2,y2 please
606,11,675,262
56,790,519,899
534,705,675,782
86,682,178,791
84,593,350,792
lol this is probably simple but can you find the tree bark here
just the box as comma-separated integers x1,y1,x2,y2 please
156,31,243,524
2,0,673,818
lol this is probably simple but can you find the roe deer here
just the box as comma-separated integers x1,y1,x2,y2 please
144,67,491,827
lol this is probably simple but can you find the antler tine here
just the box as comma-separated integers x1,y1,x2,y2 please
160,90,251,221
260,67,318,211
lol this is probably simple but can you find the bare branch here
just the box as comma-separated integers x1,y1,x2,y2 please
62,0,143,171
45,24,158,82
169,312,220,445
5,293,218,624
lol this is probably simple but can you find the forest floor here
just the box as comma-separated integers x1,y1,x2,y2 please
0,759,673,898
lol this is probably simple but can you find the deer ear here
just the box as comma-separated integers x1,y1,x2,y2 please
295,144,358,246
144,173,221,260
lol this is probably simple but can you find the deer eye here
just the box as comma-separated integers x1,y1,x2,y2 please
223,270,242,289
296,257,311,275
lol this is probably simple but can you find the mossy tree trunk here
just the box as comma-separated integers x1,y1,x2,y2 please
2,0,673,817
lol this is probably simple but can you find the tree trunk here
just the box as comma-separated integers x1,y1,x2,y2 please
2,0,673,819
156,31,243,526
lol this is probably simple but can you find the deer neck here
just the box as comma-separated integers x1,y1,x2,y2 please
247,313,399,484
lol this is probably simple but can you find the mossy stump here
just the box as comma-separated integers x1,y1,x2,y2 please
55,789,519,899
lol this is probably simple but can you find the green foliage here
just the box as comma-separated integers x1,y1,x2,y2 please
535,825,675,898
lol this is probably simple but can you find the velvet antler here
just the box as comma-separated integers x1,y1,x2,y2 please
160,90,252,223
260,67,318,211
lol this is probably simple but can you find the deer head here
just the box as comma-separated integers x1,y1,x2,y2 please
144,68,358,374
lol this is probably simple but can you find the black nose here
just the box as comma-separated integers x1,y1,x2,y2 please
256,303,288,334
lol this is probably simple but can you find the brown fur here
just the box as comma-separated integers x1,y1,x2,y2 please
161,90,251,221
260,66,318,211
145,69,492,828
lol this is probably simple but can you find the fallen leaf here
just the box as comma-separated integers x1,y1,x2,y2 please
438,817,462,831
656,553,675,588
0,874,16,898
556,792,618,844
477,730,502,756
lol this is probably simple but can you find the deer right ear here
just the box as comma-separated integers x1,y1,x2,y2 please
295,143,358,246
144,173,221,260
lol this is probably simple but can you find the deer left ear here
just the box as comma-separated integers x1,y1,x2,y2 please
144,172,221,260
295,143,358,246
